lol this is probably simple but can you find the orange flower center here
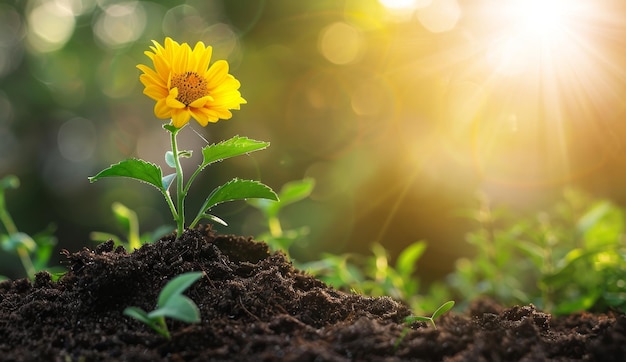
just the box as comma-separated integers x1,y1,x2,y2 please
171,72,209,106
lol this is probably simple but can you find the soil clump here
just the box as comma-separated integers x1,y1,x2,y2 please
1,226,624,361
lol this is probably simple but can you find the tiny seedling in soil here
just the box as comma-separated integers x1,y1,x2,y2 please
404,300,455,329
395,300,455,350
123,271,204,339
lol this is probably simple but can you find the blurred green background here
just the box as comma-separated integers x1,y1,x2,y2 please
1,0,626,280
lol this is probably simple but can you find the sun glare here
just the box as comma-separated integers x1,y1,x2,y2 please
510,0,572,45
486,0,591,76
436,0,621,189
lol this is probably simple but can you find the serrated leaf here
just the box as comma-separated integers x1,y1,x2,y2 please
200,136,269,170
201,178,278,213
157,272,204,308
89,159,165,193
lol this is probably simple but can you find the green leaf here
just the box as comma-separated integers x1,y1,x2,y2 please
157,272,204,308
201,178,278,213
1,232,37,253
276,178,315,205
163,124,180,133
179,150,193,158
577,201,612,235
396,241,427,277
165,151,176,168
123,307,153,325
404,316,431,323
162,174,176,191
89,159,165,193
200,136,269,170
249,178,315,217
150,294,200,323
431,300,455,319
197,214,228,226
0,175,19,190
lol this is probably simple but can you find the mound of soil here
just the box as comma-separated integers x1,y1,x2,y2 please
1,225,625,361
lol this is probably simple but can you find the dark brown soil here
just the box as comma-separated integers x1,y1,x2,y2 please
1,226,625,361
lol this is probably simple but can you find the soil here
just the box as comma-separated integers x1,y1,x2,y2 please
0,225,625,361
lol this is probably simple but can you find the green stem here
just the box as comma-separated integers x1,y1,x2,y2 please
170,128,185,236
162,190,179,227
0,191,18,235
153,317,171,339
1,189,35,279
268,216,282,237
183,165,204,196
17,247,36,280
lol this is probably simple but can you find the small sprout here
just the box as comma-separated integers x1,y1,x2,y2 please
404,300,455,329
248,178,315,255
90,202,172,250
0,175,58,279
394,300,455,350
124,271,204,339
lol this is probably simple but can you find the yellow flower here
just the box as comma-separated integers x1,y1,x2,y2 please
137,37,247,128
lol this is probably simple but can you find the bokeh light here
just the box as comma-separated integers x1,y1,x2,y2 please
27,0,76,53
1,0,626,281
93,1,146,47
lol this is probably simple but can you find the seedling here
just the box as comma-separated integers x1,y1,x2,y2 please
124,271,204,339
302,240,436,313
0,175,58,280
248,178,315,255
449,189,626,314
404,300,455,329
89,38,278,237
90,202,172,250
395,300,455,350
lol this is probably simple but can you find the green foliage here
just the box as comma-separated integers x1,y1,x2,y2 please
248,178,315,255
301,240,439,314
90,128,278,237
0,175,59,280
448,189,626,314
123,271,203,339
90,202,172,251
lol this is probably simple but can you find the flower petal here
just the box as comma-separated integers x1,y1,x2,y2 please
166,88,186,109
204,60,229,88
137,38,245,124
171,109,192,128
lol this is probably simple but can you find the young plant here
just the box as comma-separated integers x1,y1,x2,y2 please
302,240,440,313
89,38,278,237
0,175,58,280
247,178,315,255
404,300,455,329
449,189,626,314
124,271,203,339
90,202,172,250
